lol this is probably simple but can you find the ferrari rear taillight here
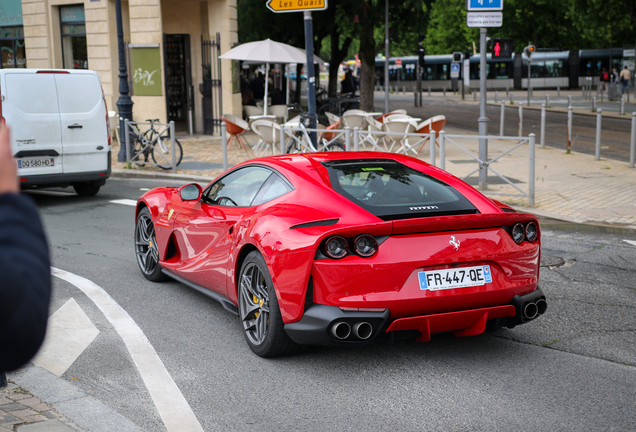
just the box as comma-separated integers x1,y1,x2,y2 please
321,234,379,259
510,221,539,244
323,236,348,259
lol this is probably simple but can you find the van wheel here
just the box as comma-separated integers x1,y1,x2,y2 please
73,182,100,196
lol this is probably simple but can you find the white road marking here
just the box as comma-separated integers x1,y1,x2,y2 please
623,239,636,247
140,188,150,191
52,267,204,432
110,199,137,206
32,298,99,376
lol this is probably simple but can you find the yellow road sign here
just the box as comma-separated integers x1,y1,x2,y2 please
266,0,328,13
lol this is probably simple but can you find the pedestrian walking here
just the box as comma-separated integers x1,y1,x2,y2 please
620,65,631,94
599,68,610,95
0,124,51,387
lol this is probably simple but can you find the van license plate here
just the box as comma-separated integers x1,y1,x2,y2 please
418,265,492,291
18,158,55,168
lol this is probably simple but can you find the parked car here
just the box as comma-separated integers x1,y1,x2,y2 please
134,152,546,357
2,69,111,196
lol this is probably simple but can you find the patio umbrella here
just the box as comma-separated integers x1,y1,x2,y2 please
219,39,323,115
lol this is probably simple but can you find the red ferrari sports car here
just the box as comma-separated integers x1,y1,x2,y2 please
135,152,546,357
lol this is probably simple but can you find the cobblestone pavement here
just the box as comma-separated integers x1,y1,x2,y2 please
1,381,80,432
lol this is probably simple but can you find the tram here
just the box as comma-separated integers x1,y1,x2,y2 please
372,48,628,91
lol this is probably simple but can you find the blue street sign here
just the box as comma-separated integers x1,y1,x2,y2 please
466,0,503,11
451,64,460,73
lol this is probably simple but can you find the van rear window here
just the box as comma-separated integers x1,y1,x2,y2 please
322,159,477,221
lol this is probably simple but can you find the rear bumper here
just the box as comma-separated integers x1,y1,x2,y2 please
19,169,110,188
284,287,546,346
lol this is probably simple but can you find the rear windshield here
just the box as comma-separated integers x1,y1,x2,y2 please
323,159,477,221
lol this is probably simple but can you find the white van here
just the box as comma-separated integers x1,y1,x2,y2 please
2,69,111,196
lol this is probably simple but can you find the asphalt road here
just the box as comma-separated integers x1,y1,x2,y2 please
31,178,636,431
380,93,635,163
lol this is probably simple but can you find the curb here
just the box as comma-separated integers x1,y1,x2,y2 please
8,365,142,432
111,168,215,183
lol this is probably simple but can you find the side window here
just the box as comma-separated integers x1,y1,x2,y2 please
252,174,293,206
202,166,272,207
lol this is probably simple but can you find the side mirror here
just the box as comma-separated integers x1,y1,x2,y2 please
179,183,202,201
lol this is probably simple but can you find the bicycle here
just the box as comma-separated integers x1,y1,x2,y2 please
129,119,183,170
283,104,346,154
317,92,360,122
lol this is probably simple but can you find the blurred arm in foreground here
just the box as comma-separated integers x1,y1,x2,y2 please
0,124,51,373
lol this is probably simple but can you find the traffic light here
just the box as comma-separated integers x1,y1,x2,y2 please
524,44,536,59
418,33,425,68
452,52,463,62
491,38,513,59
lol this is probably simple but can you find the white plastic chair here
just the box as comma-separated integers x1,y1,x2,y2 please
108,110,119,143
325,112,341,125
364,117,388,152
382,119,416,153
269,105,288,123
251,119,282,156
342,111,368,130
243,105,263,118
409,115,447,155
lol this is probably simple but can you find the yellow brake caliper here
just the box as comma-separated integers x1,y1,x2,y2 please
253,295,264,318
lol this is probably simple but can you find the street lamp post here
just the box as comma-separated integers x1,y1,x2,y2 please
115,0,133,162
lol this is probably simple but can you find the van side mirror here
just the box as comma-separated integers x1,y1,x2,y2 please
179,183,202,201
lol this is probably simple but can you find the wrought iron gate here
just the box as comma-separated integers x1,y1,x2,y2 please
201,33,222,135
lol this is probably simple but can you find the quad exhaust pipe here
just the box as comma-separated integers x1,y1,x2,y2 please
331,321,374,340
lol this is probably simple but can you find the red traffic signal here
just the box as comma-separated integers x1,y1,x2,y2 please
492,38,513,59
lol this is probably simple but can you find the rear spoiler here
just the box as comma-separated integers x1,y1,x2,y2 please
391,213,538,235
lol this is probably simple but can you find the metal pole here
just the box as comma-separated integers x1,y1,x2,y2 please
428,86,431,97
595,108,602,160
529,133,535,206
439,130,445,170
280,125,286,155
567,105,572,154
303,11,317,147
221,121,228,171
384,0,389,114
495,91,498,103
478,27,489,190
429,130,436,166
557,85,561,97
621,96,625,115
592,96,597,112
527,59,531,106
170,121,176,173
545,94,549,107
630,112,636,168
510,91,514,104
518,102,523,137
568,95,571,106
353,127,359,152
345,126,351,151
540,103,546,148
500,101,505,136
115,0,133,162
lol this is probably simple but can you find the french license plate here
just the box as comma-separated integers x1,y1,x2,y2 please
418,265,492,291
18,158,54,168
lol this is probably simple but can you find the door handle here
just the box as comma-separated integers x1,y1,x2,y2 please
68,124,83,129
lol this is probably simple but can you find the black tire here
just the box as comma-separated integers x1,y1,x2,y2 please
131,136,150,167
151,137,183,170
135,207,168,282
73,182,100,196
285,133,306,154
238,251,302,357
324,141,346,151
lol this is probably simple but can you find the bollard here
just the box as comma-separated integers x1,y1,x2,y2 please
280,124,286,155
473,89,477,102
500,101,505,136
529,134,536,207
567,105,573,154
545,94,549,108
443,87,446,97
592,96,597,112
414,89,418,106
568,95,572,107
510,91,514,104
506,87,509,96
621,97,625,115
428,86,431,96
540,104,546,148
403,86,406,94
582,85,585,99
631,112,636,168
221,121,228,171
345,126,351,151
595,108,602,160
439,130,446,170
518,102,523,137
557,86,561,97
495,91,498,103
353,127,359,152
429,130,436,166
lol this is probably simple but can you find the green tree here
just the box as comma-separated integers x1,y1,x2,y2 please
424,0,477,55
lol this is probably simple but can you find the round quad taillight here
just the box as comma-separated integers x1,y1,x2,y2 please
353,234,377,257
525,221,538,242
323,236,348,259
512,223,525,244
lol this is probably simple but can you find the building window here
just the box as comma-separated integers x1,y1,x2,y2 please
0,26,25,68
60,5,87,69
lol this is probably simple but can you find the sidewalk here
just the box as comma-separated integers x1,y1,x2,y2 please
111,122,636,230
